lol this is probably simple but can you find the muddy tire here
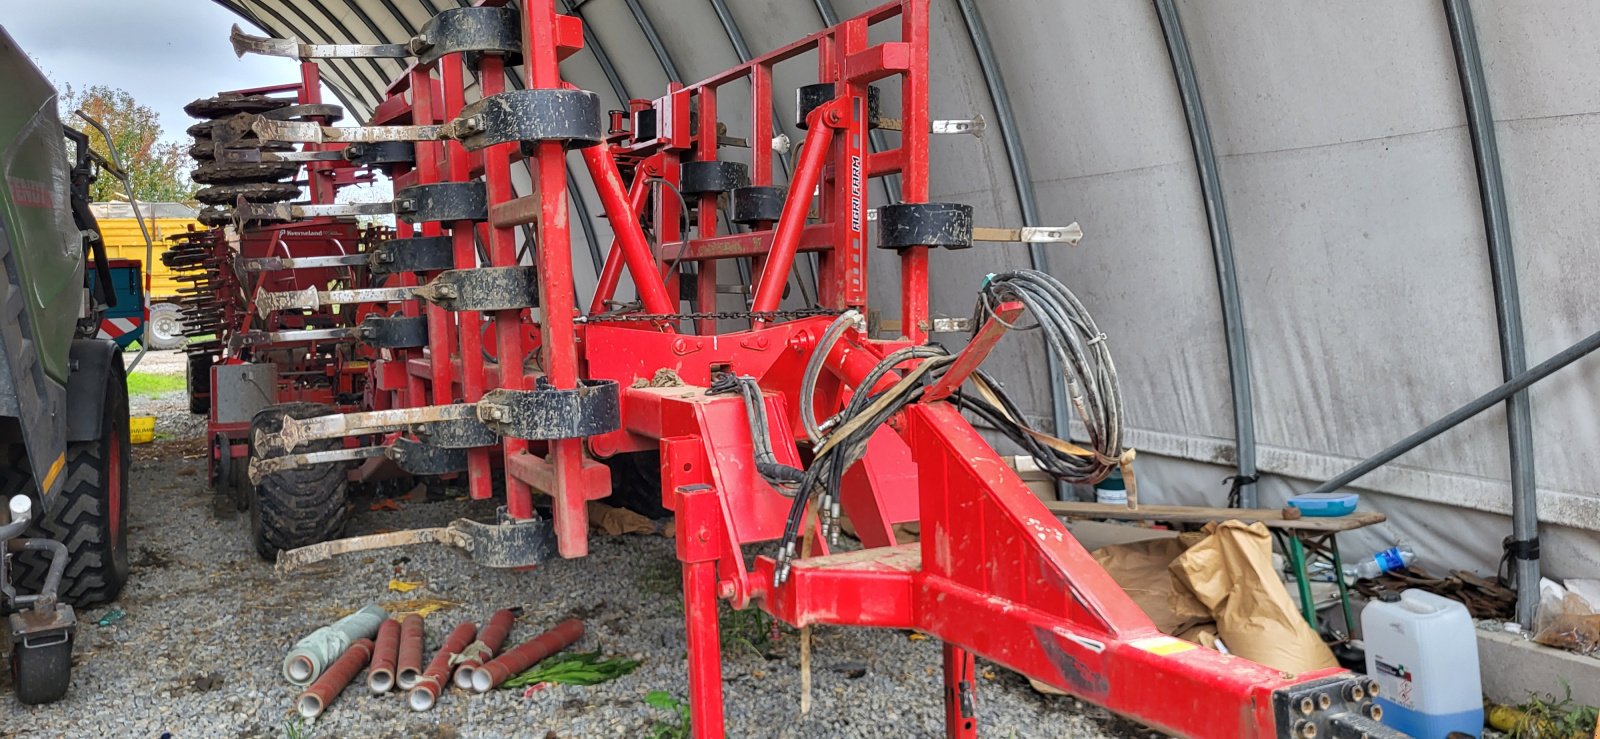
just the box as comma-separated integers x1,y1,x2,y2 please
195,182,300,206
197,207,231,227
13,358,131,608
192,161,299,185
184,93,291,119
247,403,348,561
603,451,670,519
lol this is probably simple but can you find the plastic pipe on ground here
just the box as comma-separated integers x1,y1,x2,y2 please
470,618,585,693
367,618,401,693
408,620,479,711
296,637,373,719
396,613,425,690
454,608,516,689
283,604,387,686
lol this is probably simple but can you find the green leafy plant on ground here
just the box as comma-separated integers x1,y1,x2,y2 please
1505,685,1599,739
127,371,185,398
501,651,641,688
645,690,690,739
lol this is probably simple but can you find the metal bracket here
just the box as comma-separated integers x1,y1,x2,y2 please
368,236,455,274
386,438,470,476
355,315,429,349
476,378,621,440
222,149,344,164
252,89,601,152
412,266,539,312
248,446,385,485
239,254,369,272
273,514,555,573
231,327,353,349
254,285,418,317
971,224,1083,246
411,417,499,449
256,404,479,456
234,182,486,224
229,8,521,65
931,115,986,137
1269,675,1400,739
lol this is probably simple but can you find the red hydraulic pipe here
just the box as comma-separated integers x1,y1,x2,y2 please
469,618,585,693
587,171,655,316
296,638,373,719
750,100,844,315
396,614,425,690
581,143,677,316
453,608,517,689
366,618,401,693
409,620,479,711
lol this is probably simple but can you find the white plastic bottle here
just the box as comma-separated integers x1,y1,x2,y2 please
1361,590,1483,738
1354,544,1415,579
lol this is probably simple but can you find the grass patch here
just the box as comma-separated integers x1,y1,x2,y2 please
127,372,185,398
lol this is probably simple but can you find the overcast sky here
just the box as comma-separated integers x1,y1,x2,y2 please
3,1,310,146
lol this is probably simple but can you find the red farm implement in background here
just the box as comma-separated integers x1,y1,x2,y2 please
184,1,1403,736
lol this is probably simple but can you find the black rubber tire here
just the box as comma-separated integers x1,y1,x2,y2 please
14,359,131,608
192,161,299,185
11,632,74,705
602,451,670,519
184,93,291,119
195,182,300,206
247,403,348,561
187,353,212,415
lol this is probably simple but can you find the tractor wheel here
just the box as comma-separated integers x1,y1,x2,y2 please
192,161,299,185
184,93,291,119
247,403,348,561
13,359,131,608
213,432,248,512
145,303,185,350
186,353,212,415
195,182,300,206
10,630,73,705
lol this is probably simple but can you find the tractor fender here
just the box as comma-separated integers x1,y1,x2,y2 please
65,338,124,443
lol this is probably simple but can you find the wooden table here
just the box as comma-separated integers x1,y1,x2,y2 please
1045,501,1387,635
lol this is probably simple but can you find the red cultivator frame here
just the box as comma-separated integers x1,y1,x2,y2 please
222,2,1399,736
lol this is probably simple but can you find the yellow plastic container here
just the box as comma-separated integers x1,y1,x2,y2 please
129,416,156,444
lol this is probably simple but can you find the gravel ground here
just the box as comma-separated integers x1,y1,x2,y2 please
0,350,1141,738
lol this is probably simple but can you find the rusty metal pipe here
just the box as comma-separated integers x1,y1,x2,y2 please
296,638,373,719
408,620,479,711
470,618,585,693
396,614,425,690
367,618,401,693
453,608,516,689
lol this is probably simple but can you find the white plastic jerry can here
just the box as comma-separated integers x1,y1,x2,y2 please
1361,589,1484,738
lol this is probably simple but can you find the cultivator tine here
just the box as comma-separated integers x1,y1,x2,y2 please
253,285,419,317
230,24,409,60
234,196,394,222
274,515,554,573
256,405,480,456
220,148,345,164
253,118,446,146
248,446,387,485
239,254,369,272
232,328,350,349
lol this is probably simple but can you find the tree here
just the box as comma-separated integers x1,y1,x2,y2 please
59,84,194,204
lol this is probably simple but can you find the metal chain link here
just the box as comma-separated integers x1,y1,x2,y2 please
576,307,844,324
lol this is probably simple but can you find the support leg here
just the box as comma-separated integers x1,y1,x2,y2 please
1288,535,1316,626
675,484,726,739
943,642,978,739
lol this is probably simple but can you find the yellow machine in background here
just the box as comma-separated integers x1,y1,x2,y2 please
89,202,201,349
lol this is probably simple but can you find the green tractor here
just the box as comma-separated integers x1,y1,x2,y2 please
0,27,134,704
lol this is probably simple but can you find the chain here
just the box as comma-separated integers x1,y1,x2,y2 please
576,306,845,324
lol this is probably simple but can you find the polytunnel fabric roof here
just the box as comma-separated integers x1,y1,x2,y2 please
203,0,1600,585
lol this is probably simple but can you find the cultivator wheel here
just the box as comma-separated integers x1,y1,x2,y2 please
192,161,299,184
187,353,212,415
247,403,350,561
195,182,300,206
183,93,292,119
